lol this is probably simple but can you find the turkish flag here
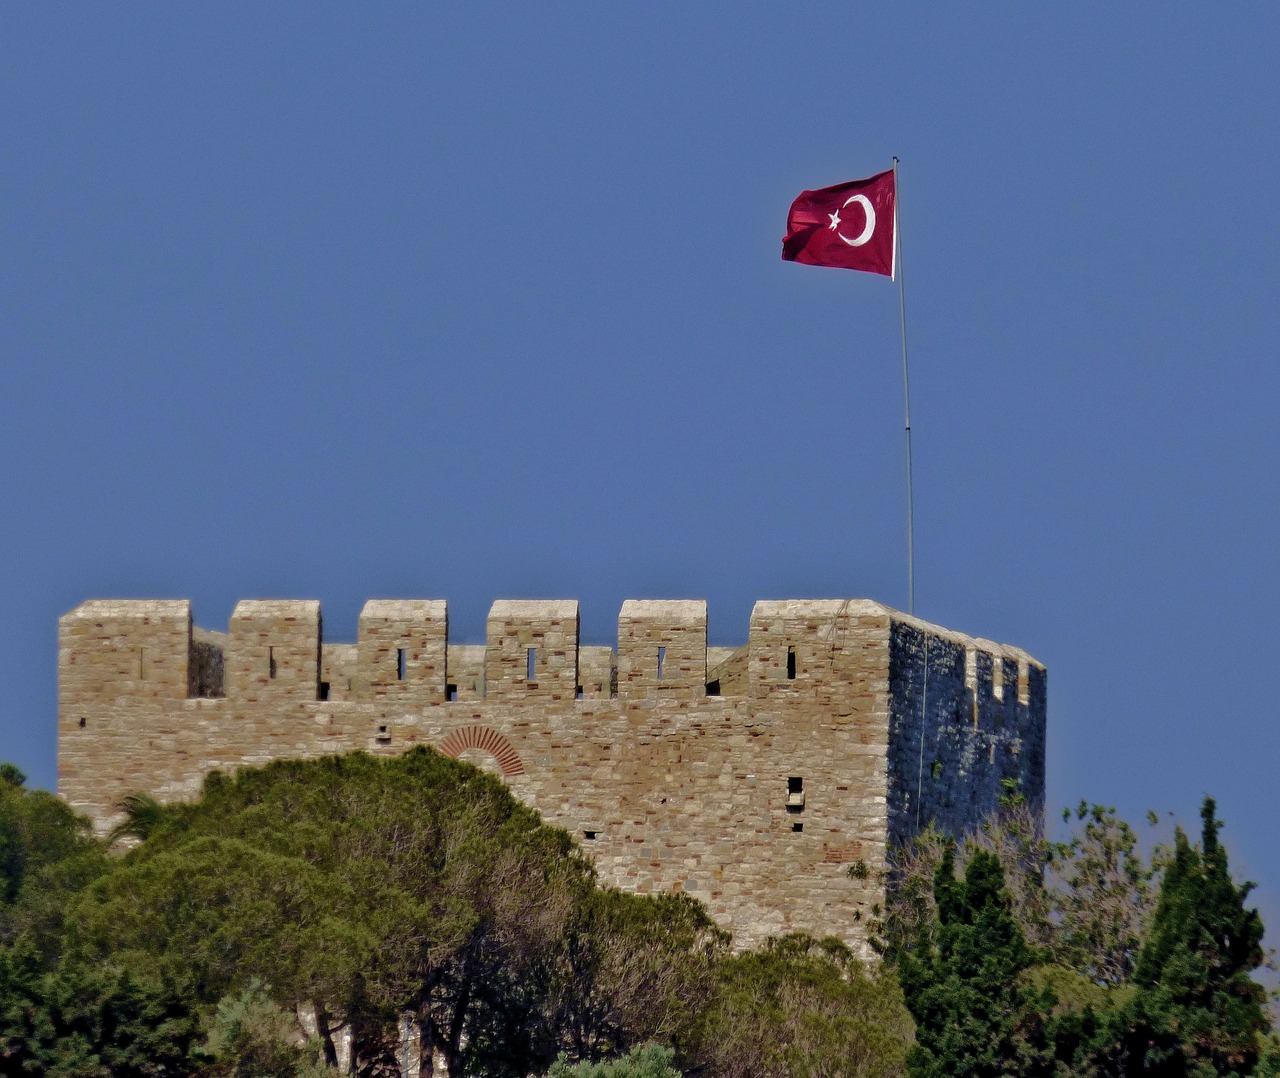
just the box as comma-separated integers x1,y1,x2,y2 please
782,169,896,277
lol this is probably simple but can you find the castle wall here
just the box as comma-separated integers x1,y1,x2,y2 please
57,596,1044,956
884,618,1047,851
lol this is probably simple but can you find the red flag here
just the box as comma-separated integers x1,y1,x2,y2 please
782,169,896,277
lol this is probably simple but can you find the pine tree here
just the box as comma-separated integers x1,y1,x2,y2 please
1126,797,1268,1076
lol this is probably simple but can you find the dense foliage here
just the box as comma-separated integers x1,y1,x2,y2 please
0,755,1273,1077
883,793,1275,1077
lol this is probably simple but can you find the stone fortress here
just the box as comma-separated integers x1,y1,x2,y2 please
58,597,1045,955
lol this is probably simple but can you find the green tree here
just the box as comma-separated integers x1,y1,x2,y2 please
894,847,1053,1078
0,941,199,1077
521,888,724,1069
545,1042,682,1077
1123,797,1269,1076
66,749,716,1076
692,933,913,1078
1047,802,1155,987
193,978,341,1077
0,766,105,956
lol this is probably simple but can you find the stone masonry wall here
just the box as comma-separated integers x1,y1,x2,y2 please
884,618,1047,851
58,597,1045,956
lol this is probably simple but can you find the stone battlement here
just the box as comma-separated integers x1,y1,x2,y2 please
58,597,1046,955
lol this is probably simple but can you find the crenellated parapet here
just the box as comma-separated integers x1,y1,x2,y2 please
57,595,1045,956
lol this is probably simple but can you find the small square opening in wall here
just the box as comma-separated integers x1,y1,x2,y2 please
583,830,597,840
787,776,805,812
319,682,330,701
792,822,803,833
78,717,86,728
446,683,458,702
705,679,720,697
786,645,796,680
396,648,407,681
376,724,391,743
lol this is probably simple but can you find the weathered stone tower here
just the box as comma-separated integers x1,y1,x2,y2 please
57,597,1045,955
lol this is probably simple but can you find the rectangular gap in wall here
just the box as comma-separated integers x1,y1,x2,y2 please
376,724,391,742
1017,661,1030,705
787,776,805,812
575,685,584,700
268,646,277,679
792,822,803,833
992,655,1004,701
396,648,407,681
319,682,330,701
446,683,458,702
705,679,720,697
583,830,597,840
788,776,803,794
526,647,536,682
657,646,666,681
138,648,145,681
786,645,796,680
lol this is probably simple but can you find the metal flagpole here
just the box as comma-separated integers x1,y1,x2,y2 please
893,156,915,615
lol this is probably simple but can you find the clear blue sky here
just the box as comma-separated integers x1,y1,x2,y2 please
4,7,1278,918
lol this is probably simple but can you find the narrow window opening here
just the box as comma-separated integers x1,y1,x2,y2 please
786,776,805,813
792,822,803,833
786,645,796,680
78,717,86,729
657,646,666,681
575,685,584,700
526,647,536,682
992,656,1004,701
138,648,145,681
931,759,944,780
788,776,804,794
376,724,391,742
396,648,407,681
583,830,597,840
705,679,721,697
268,647,277,679
446,683,458,701
319,682,330,701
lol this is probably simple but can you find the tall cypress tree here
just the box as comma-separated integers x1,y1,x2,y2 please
1128,797,1268,1076
895,847,1052,1077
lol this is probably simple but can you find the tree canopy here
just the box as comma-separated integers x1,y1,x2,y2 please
0,751,1274,1077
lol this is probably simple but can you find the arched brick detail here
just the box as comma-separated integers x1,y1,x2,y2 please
438,725,525,777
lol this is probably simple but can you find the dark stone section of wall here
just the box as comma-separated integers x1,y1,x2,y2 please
189,640,225,698
885,620,1045,851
